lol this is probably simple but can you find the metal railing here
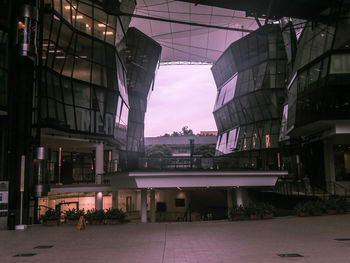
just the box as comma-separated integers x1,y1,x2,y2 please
325,181,350,197
137,156,275,171
274,179,333,200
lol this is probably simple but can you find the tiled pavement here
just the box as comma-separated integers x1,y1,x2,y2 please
1,214,350,263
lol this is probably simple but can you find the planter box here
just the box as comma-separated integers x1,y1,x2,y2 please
298,212,310,217
66,219,79,225
249,214,261,220
263,213,273,219
105,219,122,225
326,209,337,215
43,220,59,226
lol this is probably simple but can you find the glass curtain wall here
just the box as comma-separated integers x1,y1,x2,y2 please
40,0,130,143
119,28,162,153
0,0,9,111
284,10,350,134
0,0,10,181
212,25,287,167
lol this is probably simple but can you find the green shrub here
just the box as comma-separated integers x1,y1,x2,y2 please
40,209,61,221
105,208,127,221
64,208,85,220
295,200,325,216
84,209,106,221
229,205,246,219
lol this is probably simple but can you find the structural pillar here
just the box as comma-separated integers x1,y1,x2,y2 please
95,192,103,210
150,189,156,223
227,188,233,219
95,142,104,210
112,191,119,209
141,189,147,223
236,187,243,206
112,148,119,172
323,138,335,192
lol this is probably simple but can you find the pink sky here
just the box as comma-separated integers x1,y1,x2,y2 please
144,65,218,137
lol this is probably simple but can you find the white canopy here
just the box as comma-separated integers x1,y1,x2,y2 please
110,171,285,189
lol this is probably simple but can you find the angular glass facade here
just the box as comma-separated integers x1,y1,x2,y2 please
0,0,10,181
0,0,9,111
212,25,287,169
39,0,131,143
283,17,350,135
119,28,161,153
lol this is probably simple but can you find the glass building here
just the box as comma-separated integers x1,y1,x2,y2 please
281,7,350,189
119,27,161,167
212,24,287,170
0,1,10,182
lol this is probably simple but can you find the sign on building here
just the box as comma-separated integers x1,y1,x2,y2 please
0,181,8,230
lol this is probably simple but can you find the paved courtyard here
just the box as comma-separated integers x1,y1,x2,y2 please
1,214,350,263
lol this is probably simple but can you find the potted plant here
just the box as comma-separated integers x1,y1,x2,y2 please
310,200,325,216
261,203,275,219
335,198,347,214
245,203,261,220
85,209,105,225
105,208,127,224
295,202,310,217
229,205,246,221
295,200,324,217
40,209,61,226
64,208,85,225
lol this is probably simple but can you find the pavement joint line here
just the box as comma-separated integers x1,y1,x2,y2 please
34,245,54,249
277,253,304,258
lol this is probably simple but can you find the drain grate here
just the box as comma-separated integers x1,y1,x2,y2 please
278,253,304,258
34,245,54,249
334,238,350,241
14,253,37,257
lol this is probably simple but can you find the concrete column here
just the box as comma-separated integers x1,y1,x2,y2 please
112,191,119,209
95,192,103,210
141,189,147,223
150,189,156,223
236,187,243,206
227,188,233,219
112,148,119,172
323,139,335,192
95,143,104,210
95,142,104,184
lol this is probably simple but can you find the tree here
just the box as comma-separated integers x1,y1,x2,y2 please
181,126,194,136
145,144,172,157
171,131,180,136
162,126,194,137
193,144,216,157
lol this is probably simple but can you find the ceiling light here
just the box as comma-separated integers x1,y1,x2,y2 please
98,23,106,27
73,15,83,19
103,31,113,35
64,5,76,9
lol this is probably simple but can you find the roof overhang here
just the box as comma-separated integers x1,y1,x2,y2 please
177,0,332,20
49,184,112,194
110,171,286,189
